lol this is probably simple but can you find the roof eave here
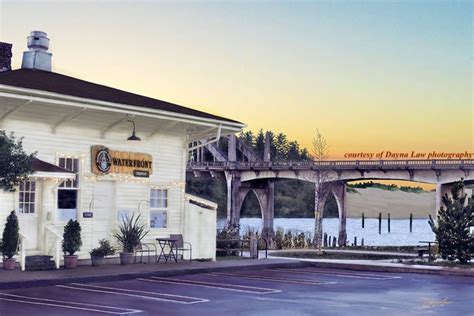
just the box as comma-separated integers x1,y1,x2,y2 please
0,84,246,131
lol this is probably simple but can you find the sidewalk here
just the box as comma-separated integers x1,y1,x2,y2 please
0,258,305,290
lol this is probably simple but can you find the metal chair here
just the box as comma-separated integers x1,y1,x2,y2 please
170,234,192,263
134,242,157,264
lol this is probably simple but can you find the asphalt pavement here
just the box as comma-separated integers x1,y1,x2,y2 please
0,267,471,315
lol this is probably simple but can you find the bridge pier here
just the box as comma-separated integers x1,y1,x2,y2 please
435,183,455,214
314,181,347,248
253,180,275,239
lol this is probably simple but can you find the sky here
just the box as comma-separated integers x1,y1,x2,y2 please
0,0,472,162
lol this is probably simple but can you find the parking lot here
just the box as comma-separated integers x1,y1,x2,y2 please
0,267,472,315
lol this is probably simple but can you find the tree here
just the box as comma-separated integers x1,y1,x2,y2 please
1,211,19,259
274,133,289,160
0,131,35,192
429,181,473,264
311,129,333,253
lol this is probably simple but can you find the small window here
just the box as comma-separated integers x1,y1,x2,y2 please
19,180,36,214
150,189,168,208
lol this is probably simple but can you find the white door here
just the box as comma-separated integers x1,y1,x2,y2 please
91,181,115,245
17,180,39,250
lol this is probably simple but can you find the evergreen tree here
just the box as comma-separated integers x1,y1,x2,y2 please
1,211,19,259
0,131,36,192
254,129,266,158
428,181,473,264
274,133,289,160
287,141,301,161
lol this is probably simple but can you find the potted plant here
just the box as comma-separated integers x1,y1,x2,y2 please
62,219,82,269
1,211,19,270
113,213,148,265
90,239,116,267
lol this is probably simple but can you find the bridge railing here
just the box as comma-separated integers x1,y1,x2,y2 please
187,159,474,170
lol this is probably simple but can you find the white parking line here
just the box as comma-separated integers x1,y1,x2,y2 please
0,293,141,314
57,283,208,304
138,276,281,294
208,272,337,285
272,268,402,280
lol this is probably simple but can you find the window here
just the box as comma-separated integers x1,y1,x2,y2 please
58,157,80,189
57,157,80,221
150,189,168,208
19,180,36,214
150,189,168,228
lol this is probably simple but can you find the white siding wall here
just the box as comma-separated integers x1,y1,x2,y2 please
0,116,188,259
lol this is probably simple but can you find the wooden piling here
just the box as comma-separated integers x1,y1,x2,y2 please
361,238,364,246
378,212,382,234
409,213,413,232
388,213,391,233
354,236,357,246
323,233,328,247
362,212,365,228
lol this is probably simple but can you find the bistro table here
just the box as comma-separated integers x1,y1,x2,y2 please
419,240,438,262
156,238,178,263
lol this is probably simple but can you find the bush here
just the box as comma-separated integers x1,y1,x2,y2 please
1,211,19,259
62,220,82,256
113,213,148,253
216,224,240,255
273,228,284,250
90,239,116,257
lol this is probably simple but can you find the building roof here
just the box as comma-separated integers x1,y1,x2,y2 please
31,158,74,174
0,68,242,125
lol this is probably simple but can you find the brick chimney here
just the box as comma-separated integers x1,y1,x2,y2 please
0,42,13,72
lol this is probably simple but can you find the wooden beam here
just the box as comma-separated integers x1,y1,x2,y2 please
52,107,87,133
101,114,134,138
0,100,32,124
146,121,179,140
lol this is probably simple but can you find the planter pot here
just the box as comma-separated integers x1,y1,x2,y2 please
119,252,134,265
3,258,16,270
91,255,105,267
64,255,78,269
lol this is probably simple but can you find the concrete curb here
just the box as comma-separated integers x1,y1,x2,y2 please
0,261,309,290
307,261,474,277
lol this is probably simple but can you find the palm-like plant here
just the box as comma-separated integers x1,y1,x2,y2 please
113,213,149,253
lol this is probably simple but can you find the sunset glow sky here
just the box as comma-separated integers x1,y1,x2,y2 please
0,1,472,161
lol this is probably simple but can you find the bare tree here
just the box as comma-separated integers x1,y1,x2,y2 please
311,129,333,254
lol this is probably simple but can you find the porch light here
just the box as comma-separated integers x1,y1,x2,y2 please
127,120,141,141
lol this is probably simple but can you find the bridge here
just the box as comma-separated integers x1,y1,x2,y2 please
187,133,473,246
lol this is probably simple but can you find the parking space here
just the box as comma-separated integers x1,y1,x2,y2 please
0,267,472,315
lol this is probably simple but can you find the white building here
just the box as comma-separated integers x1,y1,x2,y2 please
0,31,244,268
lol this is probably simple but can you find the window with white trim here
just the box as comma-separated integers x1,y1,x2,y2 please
149,189,168,228
57,157,80,221
19,180,36,214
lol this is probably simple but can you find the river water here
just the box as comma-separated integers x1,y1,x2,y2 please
217,218,435,246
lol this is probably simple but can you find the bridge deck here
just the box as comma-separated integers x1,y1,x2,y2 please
187,160,474,171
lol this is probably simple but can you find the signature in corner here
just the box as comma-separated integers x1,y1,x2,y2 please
422,298,452,308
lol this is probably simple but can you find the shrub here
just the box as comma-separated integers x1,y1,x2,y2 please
273,228,284,250
113,213,148,253
216,224,240,255
90,239,116,257
62,220,82,256
1,211,19,259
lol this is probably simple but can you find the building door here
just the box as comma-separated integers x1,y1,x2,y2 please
17,180,39,250
91,181,115,245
